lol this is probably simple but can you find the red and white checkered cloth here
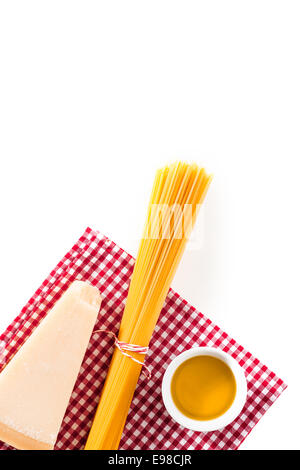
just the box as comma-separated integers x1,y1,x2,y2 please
0,227,287,450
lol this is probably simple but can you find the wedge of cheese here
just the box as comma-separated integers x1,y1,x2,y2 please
0,280,101,450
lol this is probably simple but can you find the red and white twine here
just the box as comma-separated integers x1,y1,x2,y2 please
95,329,151,379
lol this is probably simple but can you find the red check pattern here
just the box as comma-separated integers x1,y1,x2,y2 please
0,228,287,450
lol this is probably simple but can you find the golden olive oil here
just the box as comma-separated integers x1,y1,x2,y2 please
171,355,236,420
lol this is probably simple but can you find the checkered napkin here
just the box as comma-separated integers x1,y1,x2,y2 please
0,227,286,450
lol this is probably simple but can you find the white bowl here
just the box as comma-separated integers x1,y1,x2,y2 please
162,347,247,432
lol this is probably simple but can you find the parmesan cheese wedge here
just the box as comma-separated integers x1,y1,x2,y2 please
0,280,101,450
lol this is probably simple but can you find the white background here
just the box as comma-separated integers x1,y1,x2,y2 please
0,1,299,450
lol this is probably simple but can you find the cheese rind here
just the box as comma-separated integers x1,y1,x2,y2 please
0,280,101,450
0,421,53,450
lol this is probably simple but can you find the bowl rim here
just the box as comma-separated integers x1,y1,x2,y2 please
161,346,248,432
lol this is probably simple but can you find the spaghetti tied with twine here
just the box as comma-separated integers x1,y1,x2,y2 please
94,329,151,379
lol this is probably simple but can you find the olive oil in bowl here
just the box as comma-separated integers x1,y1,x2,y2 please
162,347,247,432
171,355,237,420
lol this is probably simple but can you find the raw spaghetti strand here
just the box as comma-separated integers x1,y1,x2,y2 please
85,162,212,450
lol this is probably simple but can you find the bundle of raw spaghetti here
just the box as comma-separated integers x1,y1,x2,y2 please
85,162,212,450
